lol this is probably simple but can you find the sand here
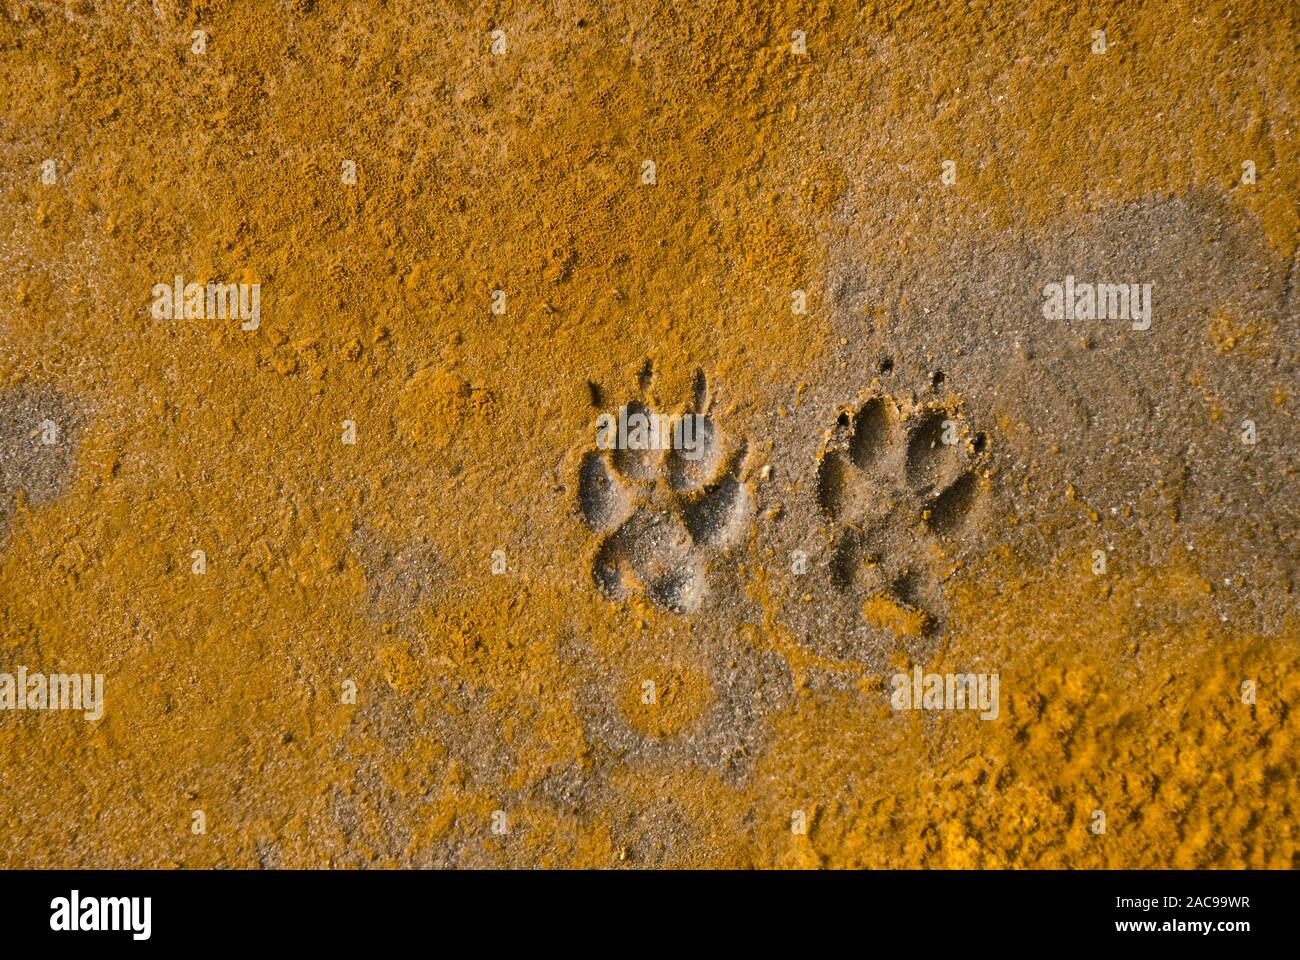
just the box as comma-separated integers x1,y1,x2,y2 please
0,0,1295,868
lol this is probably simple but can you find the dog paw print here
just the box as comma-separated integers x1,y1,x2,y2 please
816,395,987,641
578,371,749,613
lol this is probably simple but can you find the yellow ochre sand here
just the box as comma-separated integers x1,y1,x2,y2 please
0,1,1296,867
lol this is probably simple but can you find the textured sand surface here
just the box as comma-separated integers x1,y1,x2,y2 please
0,1,1296,867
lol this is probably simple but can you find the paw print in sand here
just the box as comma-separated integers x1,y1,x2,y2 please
816,394,987,642
578,371,749,613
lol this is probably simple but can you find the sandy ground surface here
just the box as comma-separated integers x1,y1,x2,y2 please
0,0,1296,867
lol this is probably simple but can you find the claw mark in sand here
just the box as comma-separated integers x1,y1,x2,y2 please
817,392,988,641
578,370,749,613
